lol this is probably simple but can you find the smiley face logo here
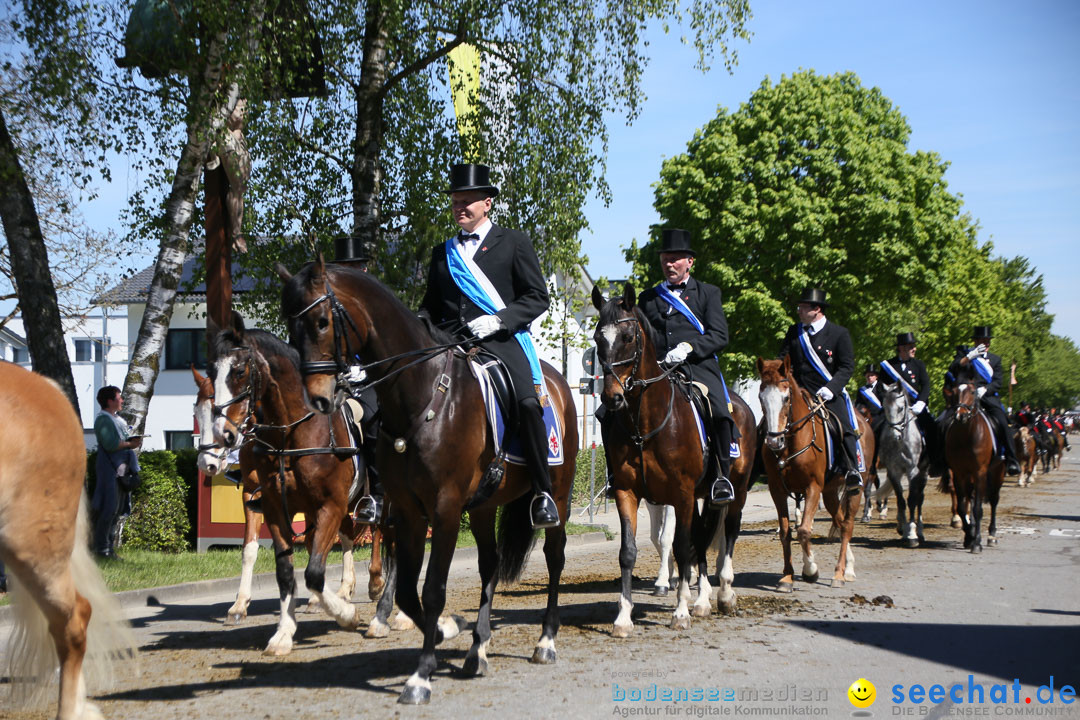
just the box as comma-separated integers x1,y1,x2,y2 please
848,678,876,708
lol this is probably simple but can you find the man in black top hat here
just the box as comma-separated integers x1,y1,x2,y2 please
417,163,560,528
854,363,884,470
948,325,1021,476
632,228,737,506
778,288,864,490
879,332,946,476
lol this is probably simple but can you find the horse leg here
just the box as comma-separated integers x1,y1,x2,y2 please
263,525,299,657
820,482,853,586
692,505,722,618
390,505,427,635
304,507,360,629
876,478,890,520
970,476,984,554
860,476,873,522
768,480,795,593
647,502,674,597
463,507,498,676
368,523,386,601
399,510,464,705
888,470,908,539
987,467,1003,547
365,535,398,638
226,503,262,625
612,492,639,638
715,505,741,615
337,530,357,600
532,503,568,665
797,483,821,584
909,472,927,545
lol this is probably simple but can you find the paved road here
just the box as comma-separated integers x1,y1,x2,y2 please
4,457,1079,720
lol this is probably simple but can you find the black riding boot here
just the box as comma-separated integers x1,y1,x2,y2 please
708,419,735,508
841,431,864,490
520,398,560,529
1000,427,1021,476
354,424,384,525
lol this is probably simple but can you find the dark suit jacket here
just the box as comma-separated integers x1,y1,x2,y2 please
418,224,549,402
778,319,855,398
638,278,731,422
948,348,1005,410
880,355,930,406
855,381,884,421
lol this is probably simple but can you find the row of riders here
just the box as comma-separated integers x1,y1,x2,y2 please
194,162,1064,704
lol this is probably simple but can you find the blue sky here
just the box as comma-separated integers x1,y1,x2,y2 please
580,0,1080,345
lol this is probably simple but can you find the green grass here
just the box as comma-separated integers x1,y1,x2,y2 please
0,521,601,605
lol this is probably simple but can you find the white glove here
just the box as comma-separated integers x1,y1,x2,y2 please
966,344,987,360
816,386,834,402
663,342,692,364
467,314,503,339
977,387,987,398
347,365,367,384
911,400,926,415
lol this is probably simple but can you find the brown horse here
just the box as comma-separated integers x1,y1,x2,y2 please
756,356,863,591
206,318,398,655
1014,426,1037,487
0,361,136,719
591,284,721,634
943,381,1004,552
280,257,578,705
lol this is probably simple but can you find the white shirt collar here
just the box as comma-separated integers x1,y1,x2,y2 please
806,316,827,334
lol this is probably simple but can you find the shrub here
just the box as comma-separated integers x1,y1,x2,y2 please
121,450,192,553
572,444,607,509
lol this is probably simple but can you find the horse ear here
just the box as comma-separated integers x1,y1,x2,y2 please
622,283,637,308
756,356,766,376
231,311,246,334
191,364,207,386
591,285,605,311
313,252,326,282
781,354,792,377
276,263,293,282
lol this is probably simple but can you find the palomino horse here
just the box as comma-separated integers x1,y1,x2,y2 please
281,258,578,705
757,356,864,591
1015,426,1037,487
878,383,929,547
206,318,397,655
943,381,1004,553
0,361,136,719
592,284,710,635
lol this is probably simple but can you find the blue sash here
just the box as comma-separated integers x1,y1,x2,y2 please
858,386,882,411
655,283,732,412
972,355,993,384
445,238,544,389
879,360,918,400
797,329,865,472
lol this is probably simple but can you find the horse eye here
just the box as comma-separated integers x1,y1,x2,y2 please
318,317,329,330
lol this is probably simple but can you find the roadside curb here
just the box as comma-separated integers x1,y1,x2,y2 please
0,530,611,623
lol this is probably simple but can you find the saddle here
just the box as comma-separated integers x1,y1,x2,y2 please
340,399,367,509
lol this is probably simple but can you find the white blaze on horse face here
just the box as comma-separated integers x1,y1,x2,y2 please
211,355,240,443
599,323,618,353
759,385,788,433
194,392,224,474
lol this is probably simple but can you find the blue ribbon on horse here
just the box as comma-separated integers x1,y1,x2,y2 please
444,238,544,389
797,329,866,472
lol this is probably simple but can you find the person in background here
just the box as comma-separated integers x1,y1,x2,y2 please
92,385,142,558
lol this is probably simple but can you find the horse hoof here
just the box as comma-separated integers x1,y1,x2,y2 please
970,544,983,555
368,580,386,602
224,612,246,626
652,586,669,597
530,647,557,665
365,620,390,639
671,615,691,631
464,654,490,675
718,599,737,616
830,578,844,589
951,516,962,529
988,536,998,547
390,613,417,631
263,641,293,657
904,538,919,549
398,684,431,705
691,603,711,619
802,572,819,584
612,623,633,638
777,582,793,594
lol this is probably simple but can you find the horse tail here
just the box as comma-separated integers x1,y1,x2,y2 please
937,472,952,494
4,494,138,709
496,492,539,584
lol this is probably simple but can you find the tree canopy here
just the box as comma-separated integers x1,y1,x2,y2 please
628,69,1076,409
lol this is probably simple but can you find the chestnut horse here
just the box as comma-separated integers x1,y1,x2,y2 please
206,318,405,655
943,381,1004,553
0,361,136,719
1014,426,1037,487
280,258,578,705
756,357,865,591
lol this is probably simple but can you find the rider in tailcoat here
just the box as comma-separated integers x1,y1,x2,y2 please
778,287,864,491
946,325,1021,476
878,332,946,476
417,163,559,529
854,363,884,470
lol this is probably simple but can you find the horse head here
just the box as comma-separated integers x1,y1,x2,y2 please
881,382,909,425
207,312,262,449
191,364,226,476
591,283,659,411
954,382,978,424
757,355,794,452
280,255,372,415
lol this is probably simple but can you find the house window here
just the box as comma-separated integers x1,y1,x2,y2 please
12,347,29,363
165,329,207,370
74,338,103,363
165,431,195,451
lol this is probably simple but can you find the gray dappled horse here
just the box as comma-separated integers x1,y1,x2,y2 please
878,383,929,547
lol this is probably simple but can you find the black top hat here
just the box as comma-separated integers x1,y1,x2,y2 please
657,228,695,256
971,325,993,339
863,363,878,375
896,332,917,346
797,287,829,308
444,163,499,197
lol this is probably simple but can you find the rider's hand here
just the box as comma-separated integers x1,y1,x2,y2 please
467,314,503,339
911,400,926,415
977,386,987,398
663,342,692,364
966,344,987,360
816,386,834,402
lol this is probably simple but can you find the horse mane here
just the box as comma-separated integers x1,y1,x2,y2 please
210,324,300,371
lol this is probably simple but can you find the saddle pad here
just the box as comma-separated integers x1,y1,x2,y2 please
689,392,740,458
823,419,866,474
472,361,564,466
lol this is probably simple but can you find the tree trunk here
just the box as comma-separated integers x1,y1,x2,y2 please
351,0,390,258
0,106,81,417
120,33,241,434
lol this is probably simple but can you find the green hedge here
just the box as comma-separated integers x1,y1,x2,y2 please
573,444,607,508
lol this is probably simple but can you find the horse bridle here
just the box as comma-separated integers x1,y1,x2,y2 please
205,347,260,449
885,389,914,432
764,383,826,470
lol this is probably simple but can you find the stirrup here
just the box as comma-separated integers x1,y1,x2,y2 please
355,495,383,525
709,477,735,508
530,492,560,529
844,471,864,490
